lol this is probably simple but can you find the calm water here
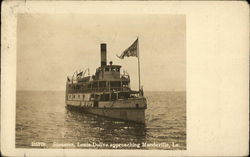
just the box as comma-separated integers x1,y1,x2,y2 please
16,91,186,150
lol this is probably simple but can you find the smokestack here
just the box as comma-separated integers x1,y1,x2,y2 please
100,43,107,66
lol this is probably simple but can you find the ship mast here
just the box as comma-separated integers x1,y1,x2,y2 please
137,36,141,91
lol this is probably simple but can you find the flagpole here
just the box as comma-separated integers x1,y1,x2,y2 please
137,37,141,91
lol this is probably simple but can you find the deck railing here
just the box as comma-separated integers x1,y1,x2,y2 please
67,87,130,93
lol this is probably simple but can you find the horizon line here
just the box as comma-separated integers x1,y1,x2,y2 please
16,90,186,92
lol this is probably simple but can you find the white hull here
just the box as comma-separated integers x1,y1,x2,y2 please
66,98,147,123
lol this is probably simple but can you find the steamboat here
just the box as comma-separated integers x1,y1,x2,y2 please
65,39,147,123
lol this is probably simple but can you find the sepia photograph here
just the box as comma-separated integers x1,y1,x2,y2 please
16,14,186,149
1,1,249,157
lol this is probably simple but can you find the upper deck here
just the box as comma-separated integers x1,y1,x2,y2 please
94,64,122,81
66,65,131,94
66,43,133,94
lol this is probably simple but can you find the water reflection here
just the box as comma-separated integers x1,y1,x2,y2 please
64,108,147,146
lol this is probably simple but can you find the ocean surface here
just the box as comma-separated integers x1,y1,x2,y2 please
16,91,186,150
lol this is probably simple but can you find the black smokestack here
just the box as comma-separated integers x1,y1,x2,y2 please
100,43,107,66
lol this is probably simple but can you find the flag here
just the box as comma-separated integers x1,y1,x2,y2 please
117,38,138,59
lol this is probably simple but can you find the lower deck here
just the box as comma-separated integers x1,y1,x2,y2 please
65,97,147,109
65,91,147,123
66,104,146,124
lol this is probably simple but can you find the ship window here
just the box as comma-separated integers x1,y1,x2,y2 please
87,83,92,88
82,85,87,90
118,92,129,99
99,81,106,87
95,94,100,101
76,85,80,89
100,94,109,101
100,95,104,101
94,102,98,107
111,93,117,101
92,82,98,88
105,67,109,72
110,81,121,87
90,94,94,100
111,67,116,72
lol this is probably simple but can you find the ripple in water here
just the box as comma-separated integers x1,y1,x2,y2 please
16,91,186,149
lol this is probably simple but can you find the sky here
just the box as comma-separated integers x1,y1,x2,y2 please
17,14,185,91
